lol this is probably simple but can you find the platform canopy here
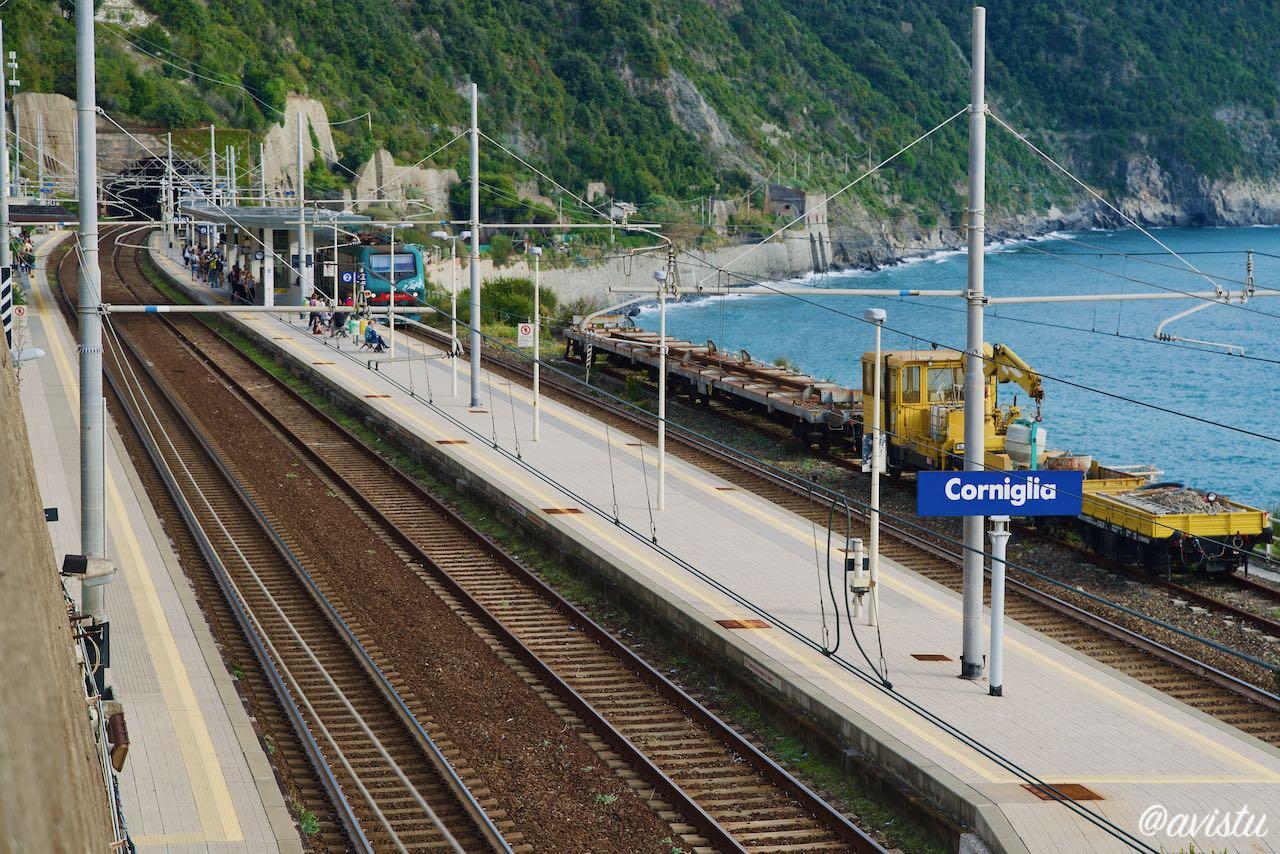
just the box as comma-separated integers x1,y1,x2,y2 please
178,202,372,231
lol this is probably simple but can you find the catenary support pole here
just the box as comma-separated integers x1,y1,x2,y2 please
469,83,482,407
865,307,886,626
451,235,461,397
166,132,174,253
0,21,12,350
208,123,216,249
531,245,542,440
296,112,310,301
988,515,1010,696
388,225,396,356
655,247,675,511
76,0,110,622
961,4,987,680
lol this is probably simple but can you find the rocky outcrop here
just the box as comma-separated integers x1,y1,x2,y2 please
353,148,458,213
261,95,339,199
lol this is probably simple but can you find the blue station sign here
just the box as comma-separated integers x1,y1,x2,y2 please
917,470,1083,517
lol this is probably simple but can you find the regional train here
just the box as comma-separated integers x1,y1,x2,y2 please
564,318,1272,575
335,241,430,307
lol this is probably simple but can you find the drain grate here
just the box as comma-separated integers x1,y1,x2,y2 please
1023,783,1103,801
717,619,771,630
714,487,736,491
364,394,391,399
542,508,583,515
435,439,468,445
911,653,952,662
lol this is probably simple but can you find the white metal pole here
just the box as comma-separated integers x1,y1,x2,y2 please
988,515,1010,696
388,226,396,355
469,83,482,406
259,142,266,204
866,308,886,627
532,246,541,441
960,4,987,680
332,216,338,308
208,123,216,249
36,111,43,202
451,239,458,397
76,0,109,622
656,251,672,511
296,113,309,301
0,21,12,350
166,131,174,253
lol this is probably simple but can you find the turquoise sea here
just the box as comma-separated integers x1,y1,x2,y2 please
634,227,1280,510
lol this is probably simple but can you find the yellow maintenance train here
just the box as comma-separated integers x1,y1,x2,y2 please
563,320,1271,574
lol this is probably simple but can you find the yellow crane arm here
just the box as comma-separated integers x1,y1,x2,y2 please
983,342,1044,405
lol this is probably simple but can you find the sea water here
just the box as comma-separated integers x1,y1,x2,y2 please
634,227,1280,509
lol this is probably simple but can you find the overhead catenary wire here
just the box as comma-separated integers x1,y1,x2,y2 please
406,298,1280,659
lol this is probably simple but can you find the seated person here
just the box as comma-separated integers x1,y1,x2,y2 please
363,322,387,352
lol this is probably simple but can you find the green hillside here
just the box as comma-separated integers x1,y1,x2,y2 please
11,0,1280,217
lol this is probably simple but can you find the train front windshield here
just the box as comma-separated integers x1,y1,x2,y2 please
369,252,417,284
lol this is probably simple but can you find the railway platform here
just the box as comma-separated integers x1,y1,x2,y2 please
19,232,301,853
145,234,1280,853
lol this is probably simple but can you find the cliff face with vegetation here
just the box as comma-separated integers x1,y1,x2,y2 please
13,1,1280,237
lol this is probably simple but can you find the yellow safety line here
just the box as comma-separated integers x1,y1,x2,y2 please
31,269,243,842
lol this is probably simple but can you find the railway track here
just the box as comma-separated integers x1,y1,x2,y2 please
55,238,508,852
65,229,887,852
396,319,1280,745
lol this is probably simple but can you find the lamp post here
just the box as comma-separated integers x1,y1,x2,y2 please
864,307,886,626
432,228,470,397
530,245,543,441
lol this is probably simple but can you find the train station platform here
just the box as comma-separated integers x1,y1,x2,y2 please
146,234,1280,854
20,232,301,853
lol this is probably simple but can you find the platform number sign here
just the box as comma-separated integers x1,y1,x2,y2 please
197,225,208,235
254,251,265,261
517,322,534,347
356,270,367,288
340,271,355,285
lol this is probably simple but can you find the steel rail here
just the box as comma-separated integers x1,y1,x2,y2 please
62,232,510,853
106,238,512,854
52,241,373,850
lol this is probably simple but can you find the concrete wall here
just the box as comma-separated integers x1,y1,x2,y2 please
11,93,163,188
422,237,820,310
0,344,114,853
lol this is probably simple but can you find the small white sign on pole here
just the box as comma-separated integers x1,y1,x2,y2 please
516,322,534,348
323,262,337,278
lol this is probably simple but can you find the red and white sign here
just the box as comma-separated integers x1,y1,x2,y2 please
517,322,534,347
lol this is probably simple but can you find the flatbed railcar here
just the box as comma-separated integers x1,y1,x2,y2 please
565,315,1271,574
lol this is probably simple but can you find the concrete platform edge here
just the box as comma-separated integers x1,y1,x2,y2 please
147,241,1028,854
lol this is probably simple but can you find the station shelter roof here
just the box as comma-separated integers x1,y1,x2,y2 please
178,202,372,232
